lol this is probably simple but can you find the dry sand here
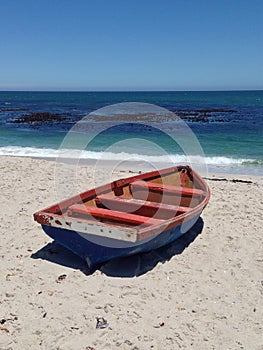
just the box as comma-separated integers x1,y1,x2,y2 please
0,156,262,350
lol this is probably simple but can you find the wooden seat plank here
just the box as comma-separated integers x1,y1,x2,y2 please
68,204,163,226
96,194,190,214
130,181,203,197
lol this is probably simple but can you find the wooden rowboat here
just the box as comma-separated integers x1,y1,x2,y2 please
34,166,210,271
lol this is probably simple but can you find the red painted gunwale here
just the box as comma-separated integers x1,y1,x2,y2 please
33,166,210,242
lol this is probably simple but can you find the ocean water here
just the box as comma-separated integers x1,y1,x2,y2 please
0,91,262,175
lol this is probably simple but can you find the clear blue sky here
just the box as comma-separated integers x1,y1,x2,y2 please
0,0,262,91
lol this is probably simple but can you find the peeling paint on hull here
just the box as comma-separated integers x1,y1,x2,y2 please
41,215,199,271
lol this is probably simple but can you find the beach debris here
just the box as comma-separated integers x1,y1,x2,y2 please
5,293,15,298
154,322,165,328
85,347,95,350
0,326,9,333
0,316,18,327
124,340,133,346
5,273,16,281
95,317,109,329
177,307,186,311
204,177,253,184
56,274,67,283
16,254,28,259
0,317,17,332
42,312,47,318
38,290,54,296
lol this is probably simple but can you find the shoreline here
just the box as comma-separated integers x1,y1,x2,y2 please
1,154,263,179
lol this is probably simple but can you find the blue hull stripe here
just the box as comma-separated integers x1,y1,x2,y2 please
42,215,199,270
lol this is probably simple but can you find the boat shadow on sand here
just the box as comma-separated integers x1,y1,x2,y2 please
31,217,204,278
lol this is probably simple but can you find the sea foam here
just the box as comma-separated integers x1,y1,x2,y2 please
0,146,261,166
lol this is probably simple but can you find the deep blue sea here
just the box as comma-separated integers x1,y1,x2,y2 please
0,91,262,175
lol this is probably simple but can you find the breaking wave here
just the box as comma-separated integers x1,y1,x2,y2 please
0,146,262,167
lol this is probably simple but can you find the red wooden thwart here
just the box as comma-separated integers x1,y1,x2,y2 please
130,181,203,197
96,194,191,214
68,204,164,226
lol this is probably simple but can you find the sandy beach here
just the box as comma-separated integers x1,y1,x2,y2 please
0,156,262,350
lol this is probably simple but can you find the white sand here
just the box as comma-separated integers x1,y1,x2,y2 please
0,156,262,350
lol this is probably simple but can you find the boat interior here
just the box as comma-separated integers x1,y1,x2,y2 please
59,166,208,228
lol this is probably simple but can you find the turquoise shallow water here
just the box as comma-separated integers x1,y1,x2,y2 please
0,91,262,175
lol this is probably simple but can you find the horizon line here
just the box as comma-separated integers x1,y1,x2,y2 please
0,88,263,93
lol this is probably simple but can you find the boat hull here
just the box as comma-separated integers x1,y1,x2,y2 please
41,214,200,271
